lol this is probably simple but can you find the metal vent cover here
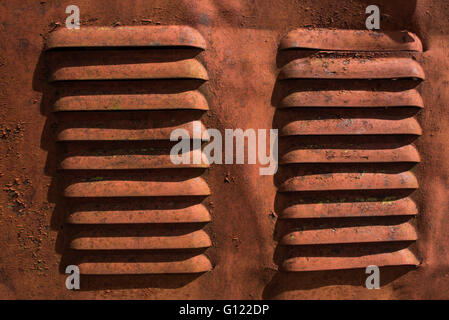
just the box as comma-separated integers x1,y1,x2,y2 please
274,28,424,272
46,26,213,275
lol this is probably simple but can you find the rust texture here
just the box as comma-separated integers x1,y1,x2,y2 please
273,19,425,283
1,0,449,300
46,26,207,50
279,57,425,80
46,25,213,277
280,29,423,52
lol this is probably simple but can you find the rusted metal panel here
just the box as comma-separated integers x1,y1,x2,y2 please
46,26,207,50
279,90,424,109
54,91,209,111
67,204,211,224
279,57,425,80
78,254,212,275
71,230,212,250
280,198,418,219
280,29,423,52
4,0,448,300
282,249,419,272
274,27,424,277
280,118,422,136
43,25,213,278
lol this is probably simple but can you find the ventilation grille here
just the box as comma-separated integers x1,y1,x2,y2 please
275,28,423,272
46,26,212,275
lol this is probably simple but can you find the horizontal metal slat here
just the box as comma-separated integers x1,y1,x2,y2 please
279,57,425,80
78,254,212,275
281,145,420,164
50,59,208,82
280,198,418,219
282,249,419,272
64,178,211,197
280,29,423,52
280,118,422,136
54,91,209,111
57,120,208,141
279,172,418,192
67,204,211,224
279,90,423,109
71,230,212,250
46,26,207,50
281,223,417,245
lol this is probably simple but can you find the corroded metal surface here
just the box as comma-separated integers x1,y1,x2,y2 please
280,223,417,245
280,198,418,219
54,91,210,111
273,25,424,279
64,178,211,197
279,90,424,108
46,26,207,50
60,152,210,170
67,203,211,224
46,25,213,277
280,118,422,136
1,0,449,300
280,29,423,52
50,59,209,81
279,172,418,192
280,57,425,80
71,230,212,250
281,145,420,164
56,120,209,141
282,249,419,272
78,254,213,275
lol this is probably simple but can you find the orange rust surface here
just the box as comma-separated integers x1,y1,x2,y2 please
46,26,207,50
0,0,449,300
281,223,417,245
279,29,423,52
279,57,425,80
